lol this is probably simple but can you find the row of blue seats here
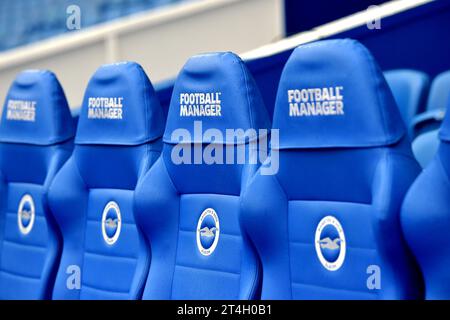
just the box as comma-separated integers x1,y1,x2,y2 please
0,39,448,300
384,69,450,168
0,0,186,51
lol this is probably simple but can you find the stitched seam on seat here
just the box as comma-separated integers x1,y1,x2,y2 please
360,43,400,145
272,174,293,299
238,57,255,131
0,269,42,280
138,64,150,143
2,239,47,250
84,250,137,262
175,263,241,276
82,282,130,295
133,143,153,299
291,281,377,296
160,158,181,300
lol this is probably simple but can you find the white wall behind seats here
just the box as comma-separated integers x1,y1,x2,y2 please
0,0,284,110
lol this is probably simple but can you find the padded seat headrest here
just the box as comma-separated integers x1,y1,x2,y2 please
273,39,405,149
163,52,271,144
75,61,165,146
0,70,75,145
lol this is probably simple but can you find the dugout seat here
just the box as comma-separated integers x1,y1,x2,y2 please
134,52,271,299
384,69,429,128
0,70,75,299
48,61,165,299
241,39,423,300
402,106,450,299
410,71,450,167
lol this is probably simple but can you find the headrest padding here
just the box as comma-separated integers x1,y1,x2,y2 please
0,70,75,145
75,61,165,146
273,39,405,149
163,52,271,144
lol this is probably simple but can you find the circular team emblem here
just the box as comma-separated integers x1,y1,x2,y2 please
196,208,220,256
17,194,35,235
101,201,122,245
315,215,346,271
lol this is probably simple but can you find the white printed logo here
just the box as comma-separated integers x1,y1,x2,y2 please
180,92,222,117
196,208,220,256
88,97,123,120
18,194,35,235
315,216,346,271
288,87,344,117
6,100,36,122
101,201,122,245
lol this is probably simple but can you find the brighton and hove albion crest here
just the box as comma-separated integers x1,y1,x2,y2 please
18,194,35,235
101,201,122,245
315,215,346,271
196,208,220,256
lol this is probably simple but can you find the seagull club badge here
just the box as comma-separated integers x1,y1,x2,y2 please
315,215,346,271
196,208,220,256
101,201,122,245
18,194,35,235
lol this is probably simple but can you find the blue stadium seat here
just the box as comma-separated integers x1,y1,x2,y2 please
410,71,450,166
48,62,165,299
402,110,450,299
384,69,429,127
0,70,75,299
427,70,450,112
134,52,271,299
240,39,423,300
412,130,440,168
411,70,450,137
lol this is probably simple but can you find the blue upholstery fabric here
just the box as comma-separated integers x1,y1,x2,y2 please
0,70,75,299
410,70,450,137
409,71,450,163
135,52,271,299
426,70,450,111
272,40,404,149
412,130,440,168
384,69,429,126
402,106,450,299
48,62,164,300
241,39,423,300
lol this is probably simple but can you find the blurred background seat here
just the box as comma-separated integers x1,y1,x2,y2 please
384,69,430,130
411,70,450,167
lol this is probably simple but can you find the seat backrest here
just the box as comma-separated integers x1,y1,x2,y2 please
384,69,429,126
134,52,271,299
412,129,440,168
426,70,450,112
48,62,165,300
410,73,450,163
241,39,423,300
409,71,450,138
0,70,75,299
402,108,450,299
